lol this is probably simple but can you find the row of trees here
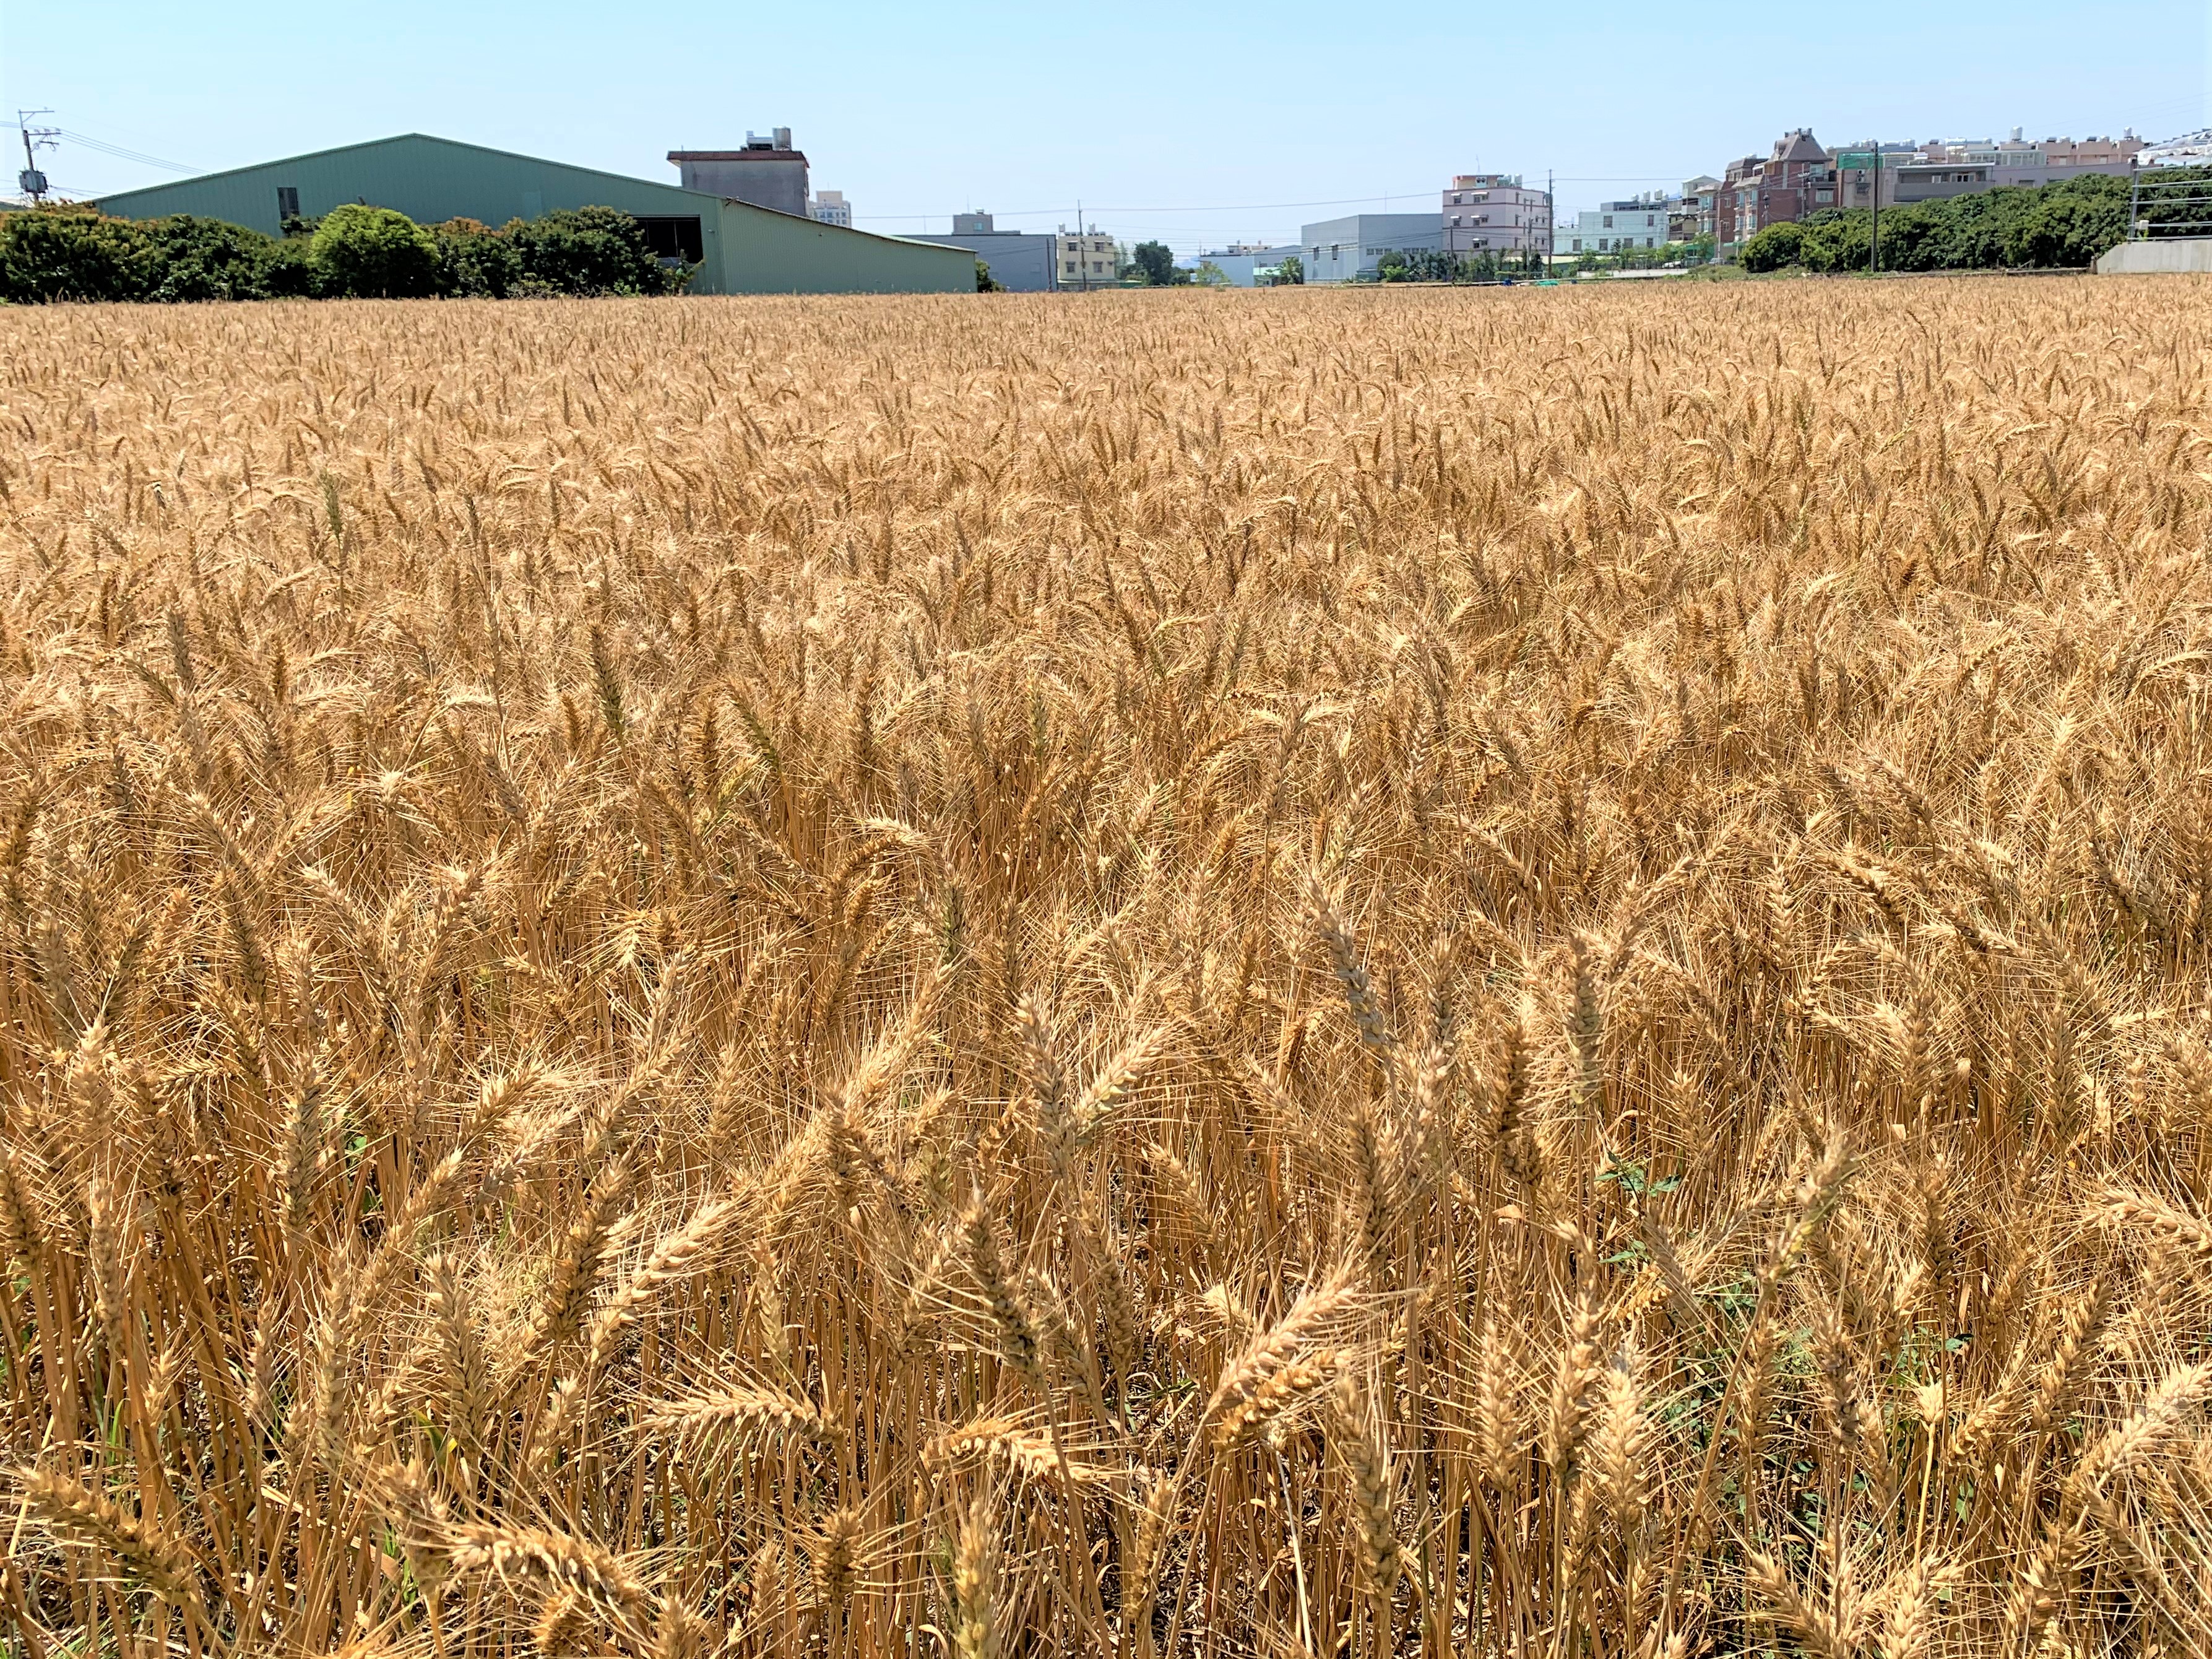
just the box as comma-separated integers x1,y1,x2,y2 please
1738,170,2205,274
1373,246,1550,283
0,202,691,303
1565,235,1717,274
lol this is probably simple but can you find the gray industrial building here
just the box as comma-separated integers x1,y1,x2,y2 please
93,132,971,295
908,211,1060,291
668,130,811,218
1298,214,1445,283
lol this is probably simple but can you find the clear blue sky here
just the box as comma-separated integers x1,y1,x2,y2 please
6,1,2204,249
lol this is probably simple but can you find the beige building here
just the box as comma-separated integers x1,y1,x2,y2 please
1056,228,1120,287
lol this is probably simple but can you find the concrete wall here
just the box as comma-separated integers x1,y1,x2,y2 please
910,231,1056,291
672,152,809,217
2096,238,2212,274
93,133,973,295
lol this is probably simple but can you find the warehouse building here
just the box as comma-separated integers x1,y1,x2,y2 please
1298,214,1444,284
93,133,971,295
906,211,1060,291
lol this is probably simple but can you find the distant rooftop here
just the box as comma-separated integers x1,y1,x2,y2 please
669,148,806,162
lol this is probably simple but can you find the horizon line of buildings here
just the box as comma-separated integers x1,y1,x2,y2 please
1183,128,2151,284
1055,125,2153,288
640,118,2164,285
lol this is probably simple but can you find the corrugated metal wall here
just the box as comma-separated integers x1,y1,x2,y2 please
718,201,973,294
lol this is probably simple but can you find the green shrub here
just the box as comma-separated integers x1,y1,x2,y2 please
2001,183,2132,268
0,206,155,302
1739,220,1805,273
261,238,322,298
311,204,441,298
1130,241,1185,287
140,216,283,301
433,218,523,298
1,199,695,304
505,206,678,296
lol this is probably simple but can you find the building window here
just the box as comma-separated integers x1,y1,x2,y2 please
634,216,705,263
1602,214,1613,228
277,186,300,222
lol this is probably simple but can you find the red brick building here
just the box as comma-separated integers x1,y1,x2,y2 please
1717,129,1839,253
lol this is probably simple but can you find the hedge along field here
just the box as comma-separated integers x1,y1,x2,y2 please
2,280,2212,1658
0,203,690,303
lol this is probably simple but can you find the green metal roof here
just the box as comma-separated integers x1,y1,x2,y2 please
96,132,719,216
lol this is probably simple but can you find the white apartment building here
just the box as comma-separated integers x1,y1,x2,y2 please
1557,199,1669,256
810,190,852,227
1441,173,1551,254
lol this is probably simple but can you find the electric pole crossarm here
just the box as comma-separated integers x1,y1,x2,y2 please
17,110,59,205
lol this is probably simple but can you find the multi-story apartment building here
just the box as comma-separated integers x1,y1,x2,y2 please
810,190,852,227
1717,129,1836,251
1440,173,1551,256
1673,176,1720,242
1056,228,1120,288
1556,199,1669,256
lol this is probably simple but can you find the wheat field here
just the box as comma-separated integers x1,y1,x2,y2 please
2,280,2211,1659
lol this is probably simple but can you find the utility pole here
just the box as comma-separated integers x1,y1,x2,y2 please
1077,198,1087,292
16,110,56,205
1869,141,1881,275
1546,170,1554,278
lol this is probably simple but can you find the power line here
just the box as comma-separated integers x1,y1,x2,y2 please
55,128,199,173
860,191,1426,224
